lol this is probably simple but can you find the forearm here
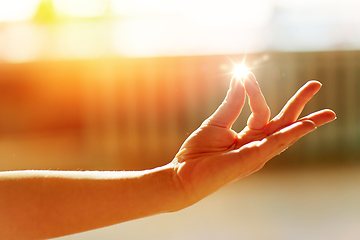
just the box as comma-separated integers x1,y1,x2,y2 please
0,164,183,240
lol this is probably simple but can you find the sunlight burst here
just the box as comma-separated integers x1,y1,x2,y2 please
233,64,249,78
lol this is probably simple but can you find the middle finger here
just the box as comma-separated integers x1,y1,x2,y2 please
266,80,322,134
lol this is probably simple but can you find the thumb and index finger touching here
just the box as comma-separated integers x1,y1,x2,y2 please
207,71,272,130
209,71,336,133
203,72,336,181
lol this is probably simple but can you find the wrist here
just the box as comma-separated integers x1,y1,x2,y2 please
146,163,190,213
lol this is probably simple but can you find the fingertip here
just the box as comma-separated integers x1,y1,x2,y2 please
230,75,244,89
307,80,322,85
243,72,258,94
304,80,322,92
301,109,337,127
245,71,255,78
319,109,337,123
324,109,337,120
243,71,256,84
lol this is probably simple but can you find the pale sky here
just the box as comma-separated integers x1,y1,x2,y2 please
0,0,359,61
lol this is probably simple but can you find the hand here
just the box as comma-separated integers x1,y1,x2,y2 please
172,72,336,206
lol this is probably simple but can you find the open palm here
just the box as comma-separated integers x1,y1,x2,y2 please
172,72,336,206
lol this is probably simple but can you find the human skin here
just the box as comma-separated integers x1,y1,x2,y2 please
0,72,336,239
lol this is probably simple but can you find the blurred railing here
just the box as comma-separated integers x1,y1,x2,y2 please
0,51,359,171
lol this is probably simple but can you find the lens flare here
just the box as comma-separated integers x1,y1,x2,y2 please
233,64,248,78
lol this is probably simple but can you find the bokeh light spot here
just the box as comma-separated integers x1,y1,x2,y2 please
0,0,41,22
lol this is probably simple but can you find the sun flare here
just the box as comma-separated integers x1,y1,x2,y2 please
233,64,249,78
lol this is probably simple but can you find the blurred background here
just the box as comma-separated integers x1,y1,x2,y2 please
1,0,359,239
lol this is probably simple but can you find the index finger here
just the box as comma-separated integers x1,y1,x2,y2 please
219,119,317,181
266,80,322,134
244,72,271,130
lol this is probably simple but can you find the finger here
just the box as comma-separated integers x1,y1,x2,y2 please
267,80,322,134
206,75,246,128
253,119,316,160
241,120,316,168
221,120,316,181
237,109,336,151
299,109,336,127
244,72,271,130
